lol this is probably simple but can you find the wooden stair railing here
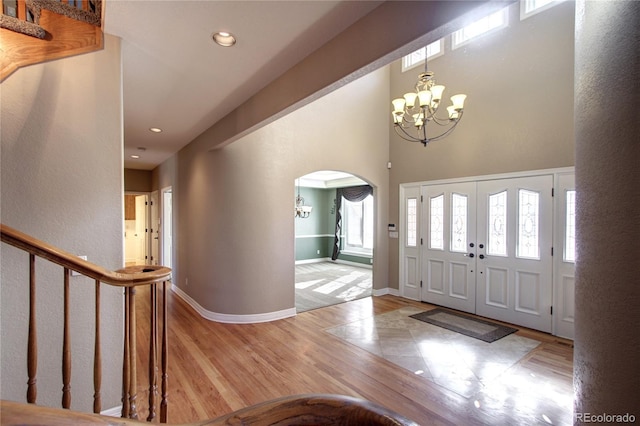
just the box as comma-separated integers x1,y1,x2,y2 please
0,0,104,81
0,224,172,422
1,394,421,425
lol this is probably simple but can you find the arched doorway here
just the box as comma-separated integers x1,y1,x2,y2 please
294,171,374,312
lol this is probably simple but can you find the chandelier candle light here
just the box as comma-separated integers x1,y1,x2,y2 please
295,180,312,218
392,68,467,147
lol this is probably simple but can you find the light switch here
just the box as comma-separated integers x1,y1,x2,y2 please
72,255,87,276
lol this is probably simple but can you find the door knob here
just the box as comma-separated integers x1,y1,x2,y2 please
479,254,485,259
469,243,475,248
467,253,475,258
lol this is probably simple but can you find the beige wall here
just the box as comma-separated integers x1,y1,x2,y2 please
387,1,576,289
153,1,501,316
1,35,124,411
154,1,577,313
124,168,152,192
162,68,390,315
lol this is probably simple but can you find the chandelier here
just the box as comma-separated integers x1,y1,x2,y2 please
392,66,467,147
295,180,312,218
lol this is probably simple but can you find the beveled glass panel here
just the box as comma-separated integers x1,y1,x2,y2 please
565,190,576,262
517,189,540,259
430,195,444,250
450,193,467,253
407,198,417,247
488,191,507,256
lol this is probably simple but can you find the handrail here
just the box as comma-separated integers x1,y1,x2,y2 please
0,224,171,286
1,223,171,422
1,394,420,425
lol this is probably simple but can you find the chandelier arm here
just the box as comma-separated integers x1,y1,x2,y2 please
430,116,453,126
394,125,428,144
398,117,417,128
423,118,462,143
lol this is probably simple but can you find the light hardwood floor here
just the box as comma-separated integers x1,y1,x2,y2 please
134,286,573,425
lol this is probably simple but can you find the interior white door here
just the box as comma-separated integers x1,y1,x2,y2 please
401,186,421,300
162,188,173,270
421,182,477,314
150,191,159,266
134,195,147,265
476,175,553,332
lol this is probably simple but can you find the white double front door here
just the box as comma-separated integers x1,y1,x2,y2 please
405,174,555,333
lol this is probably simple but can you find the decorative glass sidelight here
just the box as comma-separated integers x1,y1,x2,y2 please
430,195,444,250
565,190,576,262
450,193,468,252
407,198,418,247
488,191,507,256
517,189,540,259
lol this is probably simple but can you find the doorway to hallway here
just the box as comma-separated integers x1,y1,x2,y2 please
124,193,148,266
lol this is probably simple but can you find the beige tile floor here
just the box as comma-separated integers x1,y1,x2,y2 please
326,306,574,425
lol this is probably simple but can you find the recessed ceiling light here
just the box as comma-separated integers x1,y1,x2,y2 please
130,155,140,159
212,31,236,47
149,127,162,133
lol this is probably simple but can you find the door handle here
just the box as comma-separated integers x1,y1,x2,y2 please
464,253,475,258
479,254,485,259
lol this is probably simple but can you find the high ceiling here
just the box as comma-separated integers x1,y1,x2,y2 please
104,1,383,170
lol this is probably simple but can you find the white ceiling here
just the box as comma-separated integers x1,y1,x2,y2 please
299,171,367,188
104,1,383,170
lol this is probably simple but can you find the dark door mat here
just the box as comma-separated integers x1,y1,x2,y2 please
410,308,518,343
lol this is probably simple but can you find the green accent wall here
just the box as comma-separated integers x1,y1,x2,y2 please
295,187,335,261
295,186,373,266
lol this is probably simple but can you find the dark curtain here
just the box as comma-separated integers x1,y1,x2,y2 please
331,185,373,260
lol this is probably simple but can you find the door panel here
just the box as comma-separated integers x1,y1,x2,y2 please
450,262,469,299
476,175,553,332
422,182,476,314
553,173,576,339
486,266,508,308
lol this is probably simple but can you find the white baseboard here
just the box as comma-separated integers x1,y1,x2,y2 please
295,257,332,265
171,284,296,324
372,287,399,297
333,258,372,269
294,258,372,269
100,406,122,417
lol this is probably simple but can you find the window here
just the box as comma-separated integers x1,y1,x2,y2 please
488,191,508,256
429,194,444,250
521,0,562,20
402,39,444,72
517,189,540,259
564,190,576,262
450,193,468,253
406,198,418,247
343,195,374,254
452,8,508,49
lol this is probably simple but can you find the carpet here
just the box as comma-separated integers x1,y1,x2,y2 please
410,308,517,343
